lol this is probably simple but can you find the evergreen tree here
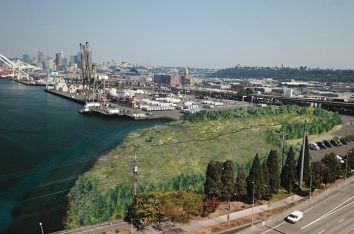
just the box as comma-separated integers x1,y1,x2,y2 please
235,164,247,200
246,154,264,201
310,161,325,190
221,160,235,200
262,161,272,200
266,150,280,194
281,146,296,193
297,135,311,185
204,161,223,199
321,153,341,184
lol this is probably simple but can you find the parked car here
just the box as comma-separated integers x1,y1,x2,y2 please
309,143,320,150
336,155,345,164
285,211,303,223
317,142,326,149
330,139,339,147
336,139,343,146
345,137,353,142
323,140,332,148
340,139,347,145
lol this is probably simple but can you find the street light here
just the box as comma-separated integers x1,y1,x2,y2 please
345,154,349,181
39,222,44,234
251,183,268,230
251,183,255,229
281,132,287,169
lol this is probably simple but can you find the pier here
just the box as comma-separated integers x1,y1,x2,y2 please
44,89,181,120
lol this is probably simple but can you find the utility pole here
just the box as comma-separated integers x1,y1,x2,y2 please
281,132,287,169
39,222,44,234
227,194,230,222
309,165,312,200
132,147,138,199
251,182,255,229
345,155,349,181
299,120,307,190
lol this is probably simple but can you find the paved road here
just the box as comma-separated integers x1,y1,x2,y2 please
251,180,354,234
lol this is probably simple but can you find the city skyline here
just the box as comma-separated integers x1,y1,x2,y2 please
1,0,354,69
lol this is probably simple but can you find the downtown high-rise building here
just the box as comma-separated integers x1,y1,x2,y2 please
22,54,31,64
55,51,64,66
37,51,45,64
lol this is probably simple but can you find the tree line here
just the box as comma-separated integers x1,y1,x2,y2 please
182,105,312,123
204,137,353,204
211,66,354,83
66,141,354,228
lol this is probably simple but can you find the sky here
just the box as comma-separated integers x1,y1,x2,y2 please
1,0,354,69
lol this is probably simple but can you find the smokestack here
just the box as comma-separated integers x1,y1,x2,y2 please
80,43,86,82
86,42,92,81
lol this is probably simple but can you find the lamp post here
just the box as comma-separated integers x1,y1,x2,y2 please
39,222,44,234
345,155,349,181
227,194,231,222
251,183,267,230
309,164,313,200
281,132,287,169
251,183,255,229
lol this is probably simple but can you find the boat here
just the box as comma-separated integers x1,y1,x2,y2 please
79,102,101,114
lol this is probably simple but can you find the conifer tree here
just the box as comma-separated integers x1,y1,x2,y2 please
204,161,223,199
246,154,264,201
266,150,280,194
281,146,296,193
310,161,325,190
221,160,235,200
262,161,272,200
321,153,341,184
235,164,247,200
297,135,311,184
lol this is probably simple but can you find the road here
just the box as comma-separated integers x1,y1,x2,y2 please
254,180,354,234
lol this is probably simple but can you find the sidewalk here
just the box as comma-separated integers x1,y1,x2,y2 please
179,194,304,232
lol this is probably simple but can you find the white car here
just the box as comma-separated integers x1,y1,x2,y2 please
336,155,345,164
285,211,303,223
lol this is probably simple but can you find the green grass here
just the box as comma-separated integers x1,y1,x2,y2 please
84,113,310,192
65,106,342,227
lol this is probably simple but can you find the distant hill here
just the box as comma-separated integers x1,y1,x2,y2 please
212,67,354,83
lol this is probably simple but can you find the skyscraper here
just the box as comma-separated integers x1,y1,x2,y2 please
22,54,31,64
55,51,64,66
37,51,44,64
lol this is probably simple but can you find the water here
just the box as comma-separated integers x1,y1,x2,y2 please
0,79,166,234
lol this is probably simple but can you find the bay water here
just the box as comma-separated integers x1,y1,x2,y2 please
0,79,166,234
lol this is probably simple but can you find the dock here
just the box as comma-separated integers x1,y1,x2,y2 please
44,89,85,104
8,78,46,86
44,89,180,121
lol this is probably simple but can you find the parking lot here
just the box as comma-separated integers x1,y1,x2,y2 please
310,115,354,161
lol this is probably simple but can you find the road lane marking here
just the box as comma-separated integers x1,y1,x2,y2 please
303,190,344,214
318,230,326,234
338,219,344,223
320,202,354,220
261,222,285,234
301,201,354,229
303,191,345,214
301,195,354,230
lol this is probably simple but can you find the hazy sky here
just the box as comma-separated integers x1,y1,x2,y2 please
1,0,354,69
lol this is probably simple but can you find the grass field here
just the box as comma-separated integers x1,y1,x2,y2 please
65,106,343,227
84,112,311,192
